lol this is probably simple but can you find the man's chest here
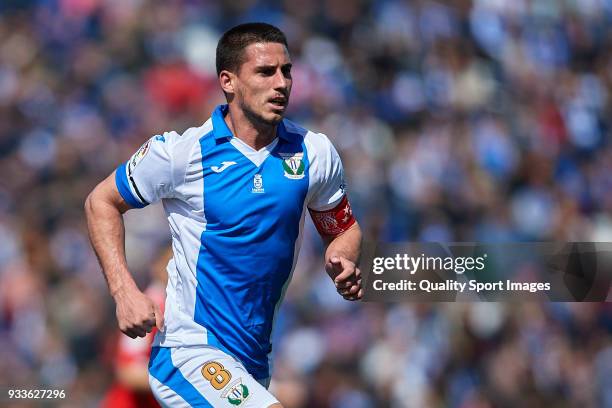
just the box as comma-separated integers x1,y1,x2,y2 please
189,140,310,230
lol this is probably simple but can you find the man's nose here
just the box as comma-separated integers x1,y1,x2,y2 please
273,70,289,90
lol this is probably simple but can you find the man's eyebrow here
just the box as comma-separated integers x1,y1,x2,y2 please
254,64,276,71
254,63,292,70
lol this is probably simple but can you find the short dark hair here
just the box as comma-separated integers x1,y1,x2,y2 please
216,22,288,76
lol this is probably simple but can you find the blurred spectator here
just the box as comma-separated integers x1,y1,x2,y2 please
0,1,611,406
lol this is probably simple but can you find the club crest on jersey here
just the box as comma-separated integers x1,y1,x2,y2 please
220,378,250,406
127,138,152,175
252,174,264,193
280,152,305,179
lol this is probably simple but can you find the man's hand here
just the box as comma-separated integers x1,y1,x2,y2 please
325,256,363,301
113,284,164,338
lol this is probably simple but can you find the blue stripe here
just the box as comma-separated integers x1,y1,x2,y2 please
115,162,147,208
193,126,308,381
149,347,213,407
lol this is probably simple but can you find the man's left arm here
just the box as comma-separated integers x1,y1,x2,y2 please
309,195,363,301
307,133,363,300
323,222,363,301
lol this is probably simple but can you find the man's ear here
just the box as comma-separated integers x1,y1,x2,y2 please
219,70,235,95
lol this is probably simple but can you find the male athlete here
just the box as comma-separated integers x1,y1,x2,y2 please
85,22,362,407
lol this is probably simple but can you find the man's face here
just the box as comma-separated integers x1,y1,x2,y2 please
231,42,292,125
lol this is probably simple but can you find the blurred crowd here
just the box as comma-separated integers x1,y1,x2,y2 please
0,0,611,407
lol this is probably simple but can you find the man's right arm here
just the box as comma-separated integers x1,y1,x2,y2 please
84,171,163,338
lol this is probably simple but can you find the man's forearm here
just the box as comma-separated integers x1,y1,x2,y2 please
325,222,362,265
86,174,162,337
85,184,135,297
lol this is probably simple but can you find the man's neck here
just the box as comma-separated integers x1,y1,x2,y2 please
224,105,278,151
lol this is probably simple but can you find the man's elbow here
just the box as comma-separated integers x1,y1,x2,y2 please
84,188,100,220
84,183,120,218
85,172,131,216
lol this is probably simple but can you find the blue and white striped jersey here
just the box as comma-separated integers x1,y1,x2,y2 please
115,104,345,380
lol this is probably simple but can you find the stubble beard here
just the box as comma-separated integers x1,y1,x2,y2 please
240,99,284,127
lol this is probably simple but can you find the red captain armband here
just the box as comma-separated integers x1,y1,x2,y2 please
309,196,356,237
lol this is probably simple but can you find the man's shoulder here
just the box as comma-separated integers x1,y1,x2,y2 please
162,119,214,146
150,120,215,165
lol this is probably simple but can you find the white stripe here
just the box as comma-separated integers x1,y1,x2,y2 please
149,373,191,408
154,131,210,347
230,136,279,167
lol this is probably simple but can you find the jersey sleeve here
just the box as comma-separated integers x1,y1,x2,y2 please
307,133,346,211
115,133,177,208
307,133,356,237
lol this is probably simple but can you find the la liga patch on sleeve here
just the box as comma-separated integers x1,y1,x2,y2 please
128,138,152,175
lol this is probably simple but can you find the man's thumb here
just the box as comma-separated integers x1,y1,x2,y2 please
154,304,164,332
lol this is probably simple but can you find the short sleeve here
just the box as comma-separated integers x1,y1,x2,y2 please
115,133,176,208
307,133,347,211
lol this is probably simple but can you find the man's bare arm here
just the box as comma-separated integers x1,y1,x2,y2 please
323,222,363,301
84,171,163,337
85,171,132,295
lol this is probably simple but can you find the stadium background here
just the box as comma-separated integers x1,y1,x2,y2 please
1,0,611,406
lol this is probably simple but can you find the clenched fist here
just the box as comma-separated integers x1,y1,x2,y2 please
113,284,164,338
325,256,363,301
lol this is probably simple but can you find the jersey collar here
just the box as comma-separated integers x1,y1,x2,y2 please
211,104,296,143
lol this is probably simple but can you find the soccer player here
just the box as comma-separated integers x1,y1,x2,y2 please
85,22,362,407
